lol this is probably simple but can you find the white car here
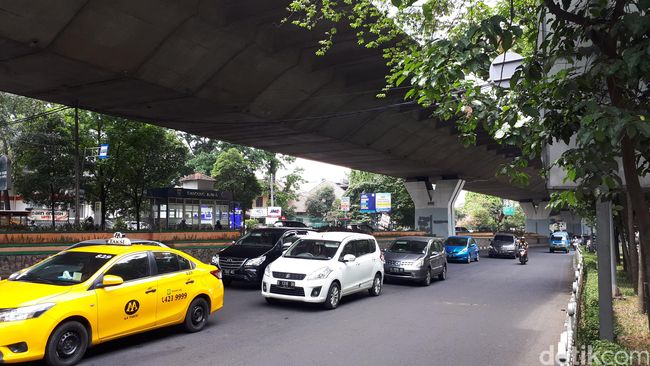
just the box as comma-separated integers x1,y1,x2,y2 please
262,232,384,309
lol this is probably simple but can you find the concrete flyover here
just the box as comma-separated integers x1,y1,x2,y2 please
0,1,550,233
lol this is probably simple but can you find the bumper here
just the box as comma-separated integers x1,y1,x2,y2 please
0,315,53,363
489,247,516,257
550,244,570,251
222,266,262,283
446,252,470,261
261,275,330,303
384,266,427,281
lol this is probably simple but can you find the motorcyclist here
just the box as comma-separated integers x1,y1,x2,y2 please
516,236,529,260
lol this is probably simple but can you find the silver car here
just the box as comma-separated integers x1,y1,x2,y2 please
383,236,447,286
488,233,518,258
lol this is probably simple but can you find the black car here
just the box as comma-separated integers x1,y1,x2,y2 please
273,220,308,228
212,227,315,285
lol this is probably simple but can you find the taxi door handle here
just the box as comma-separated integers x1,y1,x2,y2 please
186,280,195,284
145,288,157,294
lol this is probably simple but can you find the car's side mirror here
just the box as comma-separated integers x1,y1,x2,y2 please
342,254,356,262
101,275,124,288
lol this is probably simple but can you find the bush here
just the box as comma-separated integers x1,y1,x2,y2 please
113,217,127,231
591,340,632,366
245,219,259,230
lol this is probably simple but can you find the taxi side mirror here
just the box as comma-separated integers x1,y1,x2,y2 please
342,254,356,262
101,275,124,288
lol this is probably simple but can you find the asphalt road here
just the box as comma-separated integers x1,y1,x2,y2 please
61,247,573,366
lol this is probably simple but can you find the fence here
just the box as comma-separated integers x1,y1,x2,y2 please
556,246,584,365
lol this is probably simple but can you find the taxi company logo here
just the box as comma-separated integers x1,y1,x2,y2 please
124,300,140,315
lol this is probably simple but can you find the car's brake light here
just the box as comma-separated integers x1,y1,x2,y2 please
210,269,222,280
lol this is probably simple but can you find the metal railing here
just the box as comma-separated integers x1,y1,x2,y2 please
556,246,584,365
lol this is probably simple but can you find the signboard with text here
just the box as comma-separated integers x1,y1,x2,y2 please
360,193,376,213
30,210,69,222
375,193,392,212
340,197,350,212
250,208,267,218
267,206,282,218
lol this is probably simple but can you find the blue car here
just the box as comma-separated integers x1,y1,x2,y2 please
444,236,480,263
550,231,571,253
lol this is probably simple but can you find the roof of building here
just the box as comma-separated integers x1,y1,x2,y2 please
180,172,216,182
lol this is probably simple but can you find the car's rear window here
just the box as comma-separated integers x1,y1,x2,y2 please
552,235,566,241
493,235,515,243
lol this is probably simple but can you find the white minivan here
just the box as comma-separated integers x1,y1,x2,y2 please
262,232,384,309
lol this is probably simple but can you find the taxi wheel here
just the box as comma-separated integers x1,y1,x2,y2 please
421,268,432,286
45,321,88,366
438,265,447,281
368,273,382,296
184,297,209,333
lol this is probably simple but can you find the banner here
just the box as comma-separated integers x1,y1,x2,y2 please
267,206,282,218
360,193,376,213
340,197,350,212
30,209,69,222
376,193,391,212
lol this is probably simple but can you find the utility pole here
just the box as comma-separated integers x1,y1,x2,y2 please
597,199,614,341
74,106,80,226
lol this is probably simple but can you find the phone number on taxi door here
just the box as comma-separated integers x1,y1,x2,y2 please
162,292,187,303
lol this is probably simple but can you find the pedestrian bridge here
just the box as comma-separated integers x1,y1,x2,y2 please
0,0,552,235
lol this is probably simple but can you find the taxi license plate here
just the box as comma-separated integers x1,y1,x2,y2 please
277,280,294,288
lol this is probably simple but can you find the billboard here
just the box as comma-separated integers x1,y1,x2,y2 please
0,155,11,190
360,193,376,213
267,206,282,218
376,193,391,212
340,197,350,212
30,210,69,222
249,208,267,218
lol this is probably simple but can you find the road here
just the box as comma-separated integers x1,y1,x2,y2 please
70,247,573,366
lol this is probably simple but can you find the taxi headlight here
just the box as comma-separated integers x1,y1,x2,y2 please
0,303,55,322
244,256,266,267
264,265,272,277
458,247,468,254
411,258,424,268
306,267,333,280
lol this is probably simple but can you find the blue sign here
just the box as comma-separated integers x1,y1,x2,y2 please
360,193,376,213
99,144,109,160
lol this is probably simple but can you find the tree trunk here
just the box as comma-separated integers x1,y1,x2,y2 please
50,183,55,229
135,198,141,231
622,192,639,292
621,138,650,323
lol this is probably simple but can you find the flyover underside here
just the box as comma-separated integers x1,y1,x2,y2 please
0,0,547,201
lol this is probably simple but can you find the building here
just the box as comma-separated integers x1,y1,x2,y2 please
147,173,239,230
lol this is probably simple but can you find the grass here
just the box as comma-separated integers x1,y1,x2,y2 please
579,250,650,365
614,268,650,353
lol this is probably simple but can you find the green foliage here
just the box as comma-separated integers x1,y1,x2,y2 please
344,170,414,228
272,168,306,218
113,217,127,231
579,251,600,346
245,218,260,230
306,185,337,218
212,148,262,210
459,192,524,232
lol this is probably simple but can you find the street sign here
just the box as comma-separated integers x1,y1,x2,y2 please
340,197,350,212
99,144,109,159
250,208,266,218
0,155,11,190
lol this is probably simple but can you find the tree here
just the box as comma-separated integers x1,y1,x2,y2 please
13,111,74,228
212,148,262,210
306,185,337,219
272,168,306,218
345,170,414,228
107,123,188,229
288,0,650,325
459,192,523,232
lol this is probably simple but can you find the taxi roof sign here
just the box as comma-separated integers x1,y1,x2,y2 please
107,232,131,245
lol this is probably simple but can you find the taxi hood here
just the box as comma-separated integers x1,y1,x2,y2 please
269,256,335,275
0,280,75,308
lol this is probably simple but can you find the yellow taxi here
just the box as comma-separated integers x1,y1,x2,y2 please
0,234,224,365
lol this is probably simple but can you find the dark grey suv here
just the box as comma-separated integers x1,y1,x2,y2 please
384,236,447,286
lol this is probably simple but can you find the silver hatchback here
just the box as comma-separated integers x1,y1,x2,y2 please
383,236,447,286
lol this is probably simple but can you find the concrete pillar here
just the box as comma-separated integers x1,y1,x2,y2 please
560,210,583,234
404,178,465,237
520,201,552,235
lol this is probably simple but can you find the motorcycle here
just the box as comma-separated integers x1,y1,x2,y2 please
516,247,528,265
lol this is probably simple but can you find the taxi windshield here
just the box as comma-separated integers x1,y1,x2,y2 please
284,240,341,260
12,252,114,286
